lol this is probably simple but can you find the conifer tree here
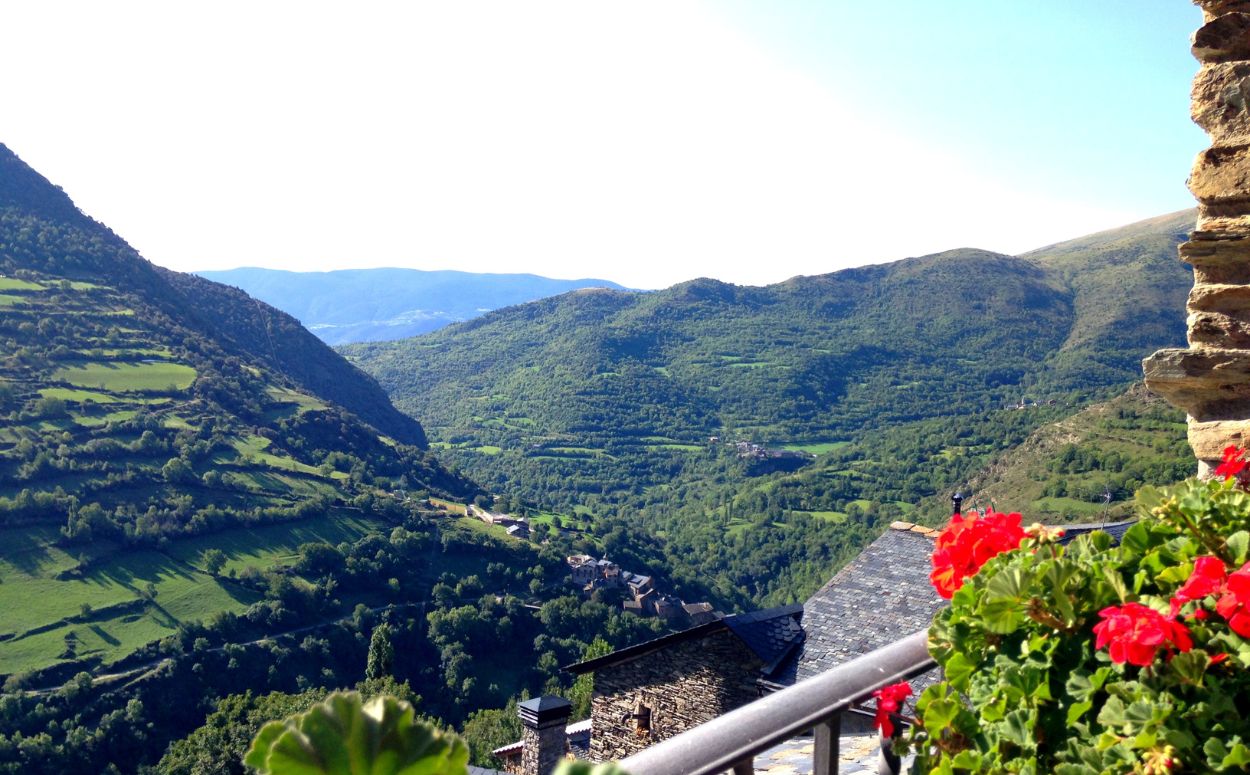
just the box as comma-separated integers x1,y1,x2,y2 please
365,623,394,681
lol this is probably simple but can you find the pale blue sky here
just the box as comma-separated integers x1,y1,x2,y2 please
0,1,1206,289
717,0,1204,218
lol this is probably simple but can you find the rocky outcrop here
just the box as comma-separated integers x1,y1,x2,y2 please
1144,2,1250,472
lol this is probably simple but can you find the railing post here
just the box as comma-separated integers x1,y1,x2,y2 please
731,758,754,775
877,730,901,775
812,713,840,775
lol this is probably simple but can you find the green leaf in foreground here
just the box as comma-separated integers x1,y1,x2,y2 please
244,691,469,775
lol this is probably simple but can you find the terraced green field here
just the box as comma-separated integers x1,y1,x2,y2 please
0,514,384,677
52,361,198,392
0,277,45,290
160,514,382,575
781,441,851,455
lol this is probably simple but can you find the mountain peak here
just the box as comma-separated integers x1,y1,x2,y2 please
0,143,84,224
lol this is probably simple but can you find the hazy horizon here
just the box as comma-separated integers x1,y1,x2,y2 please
2,1,1203,290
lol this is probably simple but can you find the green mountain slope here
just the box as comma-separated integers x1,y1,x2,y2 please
195,267,630,344
917,383,1192,522
343,211,1193,508
1025,209,1194,386
0,142,472,540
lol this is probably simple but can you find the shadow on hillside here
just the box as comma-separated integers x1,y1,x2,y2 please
89,624,120,647
83,550,199,590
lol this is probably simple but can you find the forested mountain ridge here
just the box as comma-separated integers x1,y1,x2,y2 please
196,266,630,344
0,142,473,542
343,209,1193,508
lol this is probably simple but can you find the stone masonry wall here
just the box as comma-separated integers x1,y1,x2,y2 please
586,629,764,762
1145,1,1250,470
520,720,566,775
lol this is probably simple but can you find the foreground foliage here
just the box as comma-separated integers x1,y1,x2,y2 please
908,466,1250,773
246,691,629,775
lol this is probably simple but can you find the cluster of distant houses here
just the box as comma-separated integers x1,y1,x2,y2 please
565,554,718,626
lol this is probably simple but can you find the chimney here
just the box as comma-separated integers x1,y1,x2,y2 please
518,695,572,775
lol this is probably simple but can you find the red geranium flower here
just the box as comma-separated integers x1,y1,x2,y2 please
1093,603,1193,667
1173,556,1227,607
872,681,912,738
929,509,1027,599
1215,445,1248,481
1215,561,1250,638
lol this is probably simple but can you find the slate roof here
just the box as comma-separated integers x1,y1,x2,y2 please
725,604,806,669
1059,519,1135,544
768,523,944,686
764,518,1140,688
563,604,803,675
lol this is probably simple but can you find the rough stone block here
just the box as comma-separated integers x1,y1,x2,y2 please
1196,0,1250,23
1189,144,1250,204
1188,282,1250,312
1143,346,1250,419
1187,309,1250,346
1197,208,1250,232
1193,63,1250,143
1189,416,1250,460
1193,14,1250,63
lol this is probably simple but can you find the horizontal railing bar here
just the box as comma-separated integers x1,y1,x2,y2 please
618,629,934,775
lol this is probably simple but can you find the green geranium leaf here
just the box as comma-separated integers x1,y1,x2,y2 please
944,652,977,691
1222,742,1250,768
245,691,469,775
1229,531,1250,564
1066,700,1093,726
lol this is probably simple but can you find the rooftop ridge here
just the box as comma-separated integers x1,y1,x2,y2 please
888,520,940,538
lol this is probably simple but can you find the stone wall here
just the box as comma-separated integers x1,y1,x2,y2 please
1144,1,1250,470
586,628,763,762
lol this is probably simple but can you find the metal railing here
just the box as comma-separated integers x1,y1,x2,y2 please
617,629,935,775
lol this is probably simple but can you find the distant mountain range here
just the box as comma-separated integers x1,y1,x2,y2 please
195,267,630,344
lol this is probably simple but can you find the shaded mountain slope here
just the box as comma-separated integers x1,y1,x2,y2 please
0,143,470,541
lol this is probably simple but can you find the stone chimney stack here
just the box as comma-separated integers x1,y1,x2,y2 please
518,695,572,775
1144,1,1250,472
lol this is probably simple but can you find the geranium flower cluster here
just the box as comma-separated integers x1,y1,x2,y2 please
1092,603,1192,667
1094,554,1250,667
871,681,912,738
1215,444,1248,481
1169,554,1250,637
929,509,1026,599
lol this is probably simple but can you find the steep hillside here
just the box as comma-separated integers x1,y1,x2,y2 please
0,142,472,540
915,383,1192,522
196,267,630,344
1026,209,1194,387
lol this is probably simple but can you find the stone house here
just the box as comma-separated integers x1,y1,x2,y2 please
624,573,653,597
567,554,597,587
492,705,590,775
682,601,717,626
564,604,803,761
